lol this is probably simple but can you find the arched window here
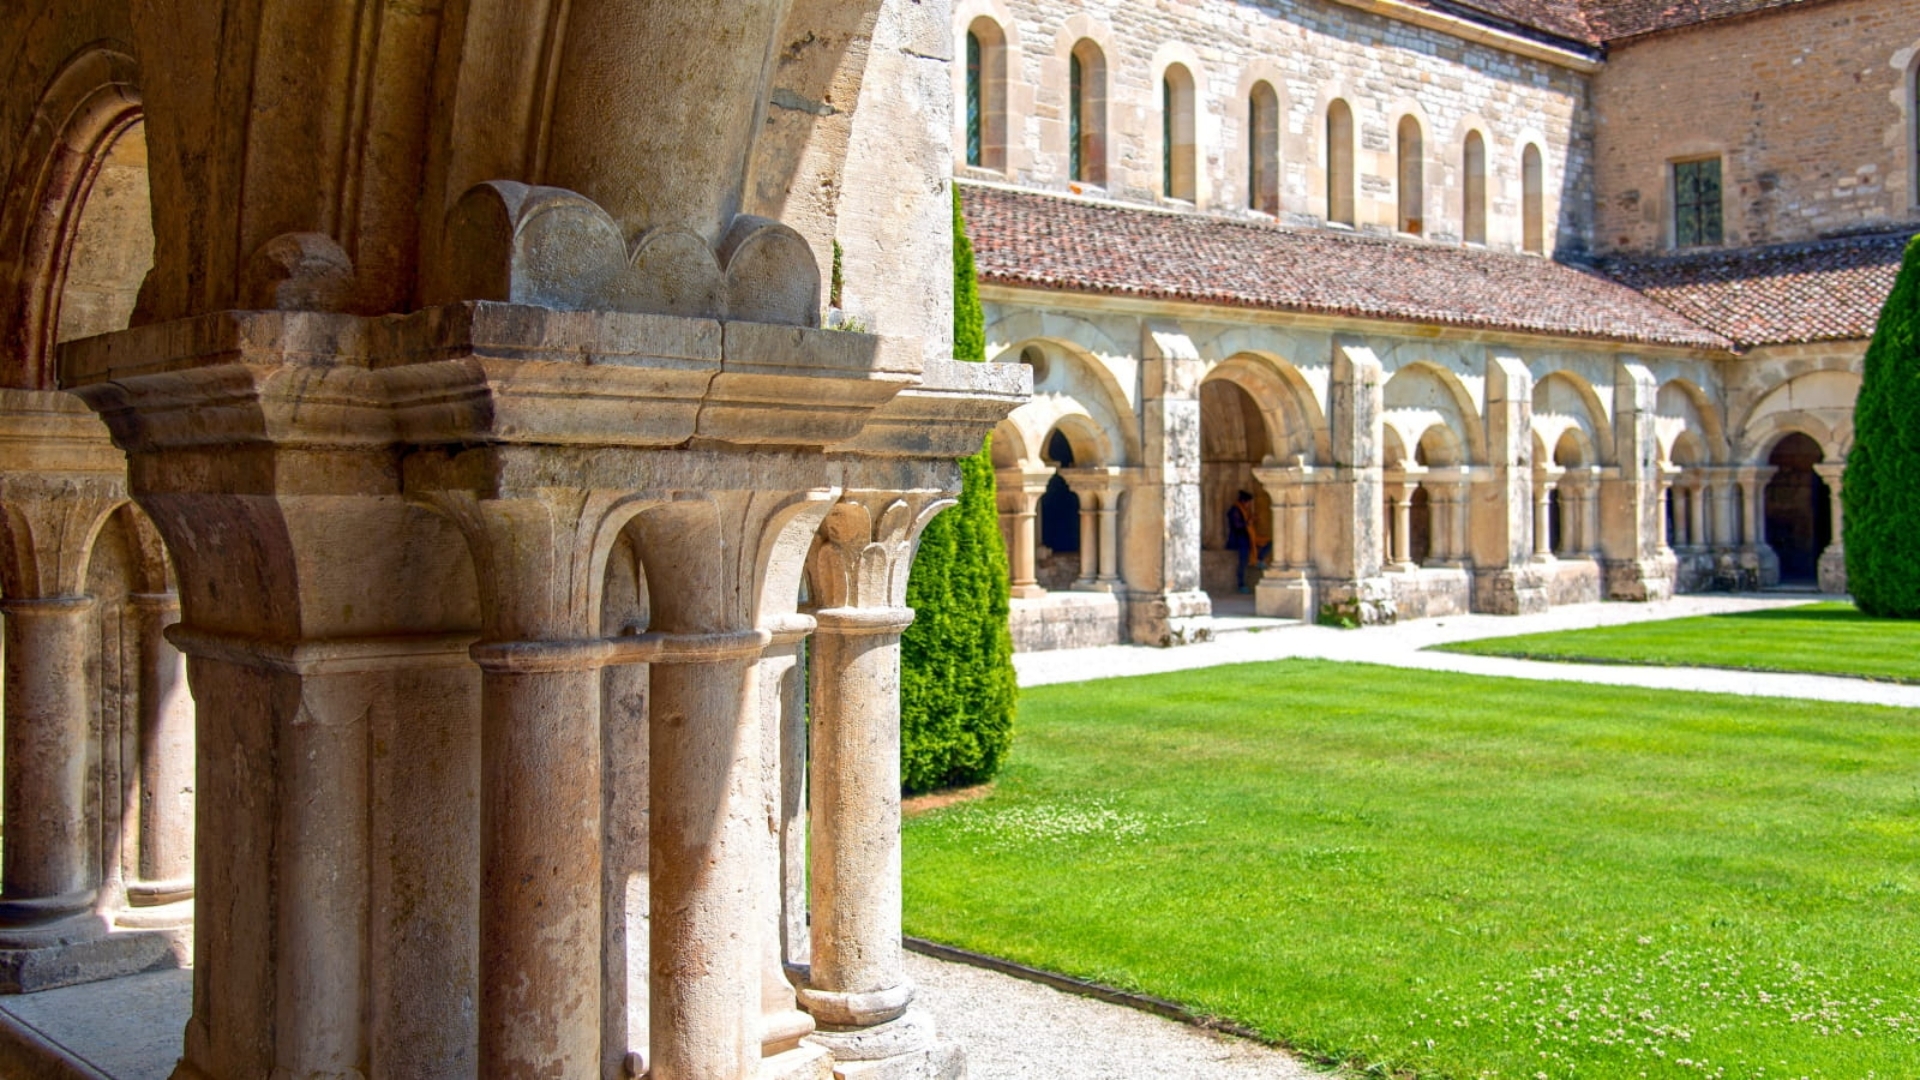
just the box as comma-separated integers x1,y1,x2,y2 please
1462,130,1487,245
1522,143,1545,254
1162,64,1196,202
1248,81,1280,215
1326,99,1354,227
1069,39,1107,186
1397,115,1424,235
965,19,1007,171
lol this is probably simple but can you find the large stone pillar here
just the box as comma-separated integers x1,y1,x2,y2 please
1315,337,1393,624
1471,355,1546,613
1599,361,1674,601
1815,463,1847,594
1123,323,1212,645
800,490,963,1079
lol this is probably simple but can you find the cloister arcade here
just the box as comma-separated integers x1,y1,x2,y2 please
981,298,1855,650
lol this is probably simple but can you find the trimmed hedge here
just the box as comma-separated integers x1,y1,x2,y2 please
897,188,1017,793
1844,235,1920,616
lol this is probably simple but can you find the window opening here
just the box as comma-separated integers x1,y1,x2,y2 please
1673,158,1723,247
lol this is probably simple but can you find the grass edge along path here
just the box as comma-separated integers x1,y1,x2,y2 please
902,657,1920,1080
1431,601,1920,685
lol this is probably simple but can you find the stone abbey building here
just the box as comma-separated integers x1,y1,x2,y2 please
954,0,1912,649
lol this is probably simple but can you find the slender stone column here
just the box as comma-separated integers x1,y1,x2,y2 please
1450,481,1470,566
1687,480,1707,550
1709,473,1739,547
0,596,101,931
1533,479,1556,560
1387,482,1415,569
999,469,1048,598
1096,496,1121,585
801,606,917,1033
754,617,818,1065
469,639,605,1077
1073,501,1098,588
647,628,775,1080
1581,476,1602,556
128,592,193,906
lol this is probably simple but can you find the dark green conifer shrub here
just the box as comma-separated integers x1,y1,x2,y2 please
897,188,1017,793
1844,235,1920,616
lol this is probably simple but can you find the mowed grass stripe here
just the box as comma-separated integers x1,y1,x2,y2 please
1434,602,1920,684
903,659,1920,1079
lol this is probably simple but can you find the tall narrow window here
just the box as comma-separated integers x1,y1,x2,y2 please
1522,143,1545,254
1069,39,1107,185
966,31,983,167
1249,81,1280,215
1162,64,1197,202
1070,52,1084,182
1327,99,1354,226
1397,115,1424,235
964,18,1007,171
1673,158,1723,247
1463,130,1487,245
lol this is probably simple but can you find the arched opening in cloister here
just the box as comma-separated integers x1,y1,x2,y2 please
1037,429,1082,589
1200,378,1271,596
1764,433,1831,585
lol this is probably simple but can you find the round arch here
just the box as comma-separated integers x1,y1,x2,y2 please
1532,369,1615,466
994,336,1138,466
0,43,145,390
1383,360,1484,465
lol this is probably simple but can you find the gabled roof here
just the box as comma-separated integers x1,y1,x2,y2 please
959,183,1732,350
1596,231,1908,349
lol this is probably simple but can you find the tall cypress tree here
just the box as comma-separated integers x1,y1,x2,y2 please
897,187,1017,793
1844,235,1920,616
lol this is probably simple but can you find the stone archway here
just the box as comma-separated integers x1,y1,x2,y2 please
1199,378,1271,597
1036,428,1082,589
1764,433,1831,585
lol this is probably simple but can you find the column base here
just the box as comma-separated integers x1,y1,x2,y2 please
808,1010,963,1080
1124,591,1212,648
0,918,188,994
1818,546,1848,595
1254,573,1312,620
1314,577,1396,627
763,1042,837,1080
1471,566,1549,616
1603,557,1676,602
1009,584,1048,600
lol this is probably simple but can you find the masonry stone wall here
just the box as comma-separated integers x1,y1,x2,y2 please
953,0,1595,254
1591,0,1920,253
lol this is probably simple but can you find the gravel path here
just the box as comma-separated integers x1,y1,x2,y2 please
1013,593,1920,707
908,952,1319,1079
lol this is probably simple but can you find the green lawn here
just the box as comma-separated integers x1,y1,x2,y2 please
903,660,1920,1079
1434,602,1920,684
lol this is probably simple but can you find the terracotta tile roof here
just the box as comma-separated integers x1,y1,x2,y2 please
1579,0,1832,42
1424,0,1598,46
959,183,1731,350
1597,231,1907,348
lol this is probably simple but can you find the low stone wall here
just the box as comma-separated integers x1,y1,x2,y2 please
1386,567,1472,620
1546,558,1604,606
1010,592,1126,652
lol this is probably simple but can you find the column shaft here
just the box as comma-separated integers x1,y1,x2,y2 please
1011,507,1039,590
1392,494,1413,567
476,657,603,1078
130,593,194,901
1533,484,1553,558
803,608,914,1026
1096,507,1120,583
0,597,100,923
651,642,765,1080
1074,506,1097,586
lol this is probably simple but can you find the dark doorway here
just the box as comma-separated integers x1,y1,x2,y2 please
1409,485,1432,565
1039,429,1080,554
1764,433,1831,584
